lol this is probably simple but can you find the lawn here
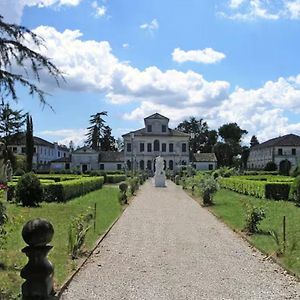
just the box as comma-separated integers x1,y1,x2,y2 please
0,186,122,299
211,189,300,278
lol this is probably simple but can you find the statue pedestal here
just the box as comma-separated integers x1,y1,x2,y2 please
154,172,166,187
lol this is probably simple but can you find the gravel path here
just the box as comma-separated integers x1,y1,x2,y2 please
61,180,300,300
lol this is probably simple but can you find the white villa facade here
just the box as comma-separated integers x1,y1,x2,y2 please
122,113,190,172
247,134,300,170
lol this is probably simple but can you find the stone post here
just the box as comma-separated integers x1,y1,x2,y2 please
21,218,55,300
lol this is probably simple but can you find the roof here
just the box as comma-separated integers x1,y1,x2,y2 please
122,127,190,138
193,153,217,162
72,146,98,154
144,113,169,121
99,151,124,162
51,157,71,163
252,134,300,150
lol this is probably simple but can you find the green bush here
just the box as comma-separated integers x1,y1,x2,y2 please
106,174,127,184
244,205,266,234
199,175,219,206
14,168,25,176
129,177,139,195
15,172,43,206
265,183,290,200
290,175,300,207
264,161,277,171
118,182,128,204
174,175,180,185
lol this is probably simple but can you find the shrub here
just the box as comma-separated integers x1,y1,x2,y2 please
119,182,128,204
174,175,180,185
265,183,290,200
106,174,127,184
129,177,139,195
14,168,25,176
199,175,219,206
290,175,300,207
15,173,43,206
0,201,7,226
244,205,266,234
264,161,277,171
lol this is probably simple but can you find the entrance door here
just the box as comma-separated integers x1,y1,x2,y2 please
82,164,88,173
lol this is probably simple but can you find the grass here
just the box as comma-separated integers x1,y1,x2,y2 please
0,186,122,299
211,189,300,278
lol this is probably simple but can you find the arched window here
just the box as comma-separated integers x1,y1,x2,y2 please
169,160,173,170
127,160,131,170
164,160,166,170
147,160,152,170
140,160,145,170
182,160,187,165
154,140,160,151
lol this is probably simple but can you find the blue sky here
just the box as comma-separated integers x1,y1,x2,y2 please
1,0,300,146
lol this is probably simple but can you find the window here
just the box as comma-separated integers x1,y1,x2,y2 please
182,143,187,152
66,163,70,170
154,140,160,151
147,143,152,152
162,143,166,152
127,143,132,152
209,164,214,170
100,164,104,170
278,148,283,155
21,147,26,153
147,160,152,170
169,143,174,152
162,125,167,132
140,143,144,152
169,160,173,170
292,148,296,155
12,147,17,153
127,160,131,170
58,151,61,157
147,125,152,132
140,160,145,170
34,147,36,153
117,164,122,170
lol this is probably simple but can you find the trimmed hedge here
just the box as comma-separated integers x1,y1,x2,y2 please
106,174,127,184
219,176,292,200
43,176,104,202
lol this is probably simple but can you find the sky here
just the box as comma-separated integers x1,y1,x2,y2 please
1,0,300,147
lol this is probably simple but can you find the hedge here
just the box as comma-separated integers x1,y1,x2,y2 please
106,174,127,184
7,177,104,203
219,177,292,200
43,176,104,202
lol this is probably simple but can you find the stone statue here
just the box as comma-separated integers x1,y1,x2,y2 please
154,156,166,187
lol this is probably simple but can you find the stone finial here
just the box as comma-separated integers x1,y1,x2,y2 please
21,218,55,300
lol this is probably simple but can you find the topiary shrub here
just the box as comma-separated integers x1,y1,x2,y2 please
199,175,219,206
129,177,139,195
174,175,180,185
264,161,277,171
244,205,266,234
15,172,43,206
119,182,128,204
14,168,25,176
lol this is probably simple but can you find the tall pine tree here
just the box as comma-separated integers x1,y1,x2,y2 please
25,115,34,172
100,125,117,151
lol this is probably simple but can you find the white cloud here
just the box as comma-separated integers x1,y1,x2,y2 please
172,48,226,64
91,1,107,17
122,43,129,49
140,19,159,33
25,26,300,144
219,0,300,21
38,128,87,146
0,0,82,23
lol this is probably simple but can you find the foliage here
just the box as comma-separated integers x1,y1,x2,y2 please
199,175,219,206
68,211,93,259
106,174,126,184
218,122,248,145
100,125,117,151
85,111,107,151
129,177,139,195
0,15,63,104
118,182,128,204
241,146,250,169
214,142,234,166
290,175,300,207
13,167,25,176
25,114,34,172
250,135,259,148
269,230,284,256
243,202,266,234
15,172,43,206
174,175,180,185
0,103,26,143
264,161,277,171
0,200,8,249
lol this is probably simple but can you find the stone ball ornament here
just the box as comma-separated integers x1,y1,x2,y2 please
22,218,54,246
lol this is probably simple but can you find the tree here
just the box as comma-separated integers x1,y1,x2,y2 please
214,142,234,167
241,146,250,169
0,15,63,104
176,117,209,153
25,114,34,172
250,135,259,148
116,137,124,152
202,130,218,153
0,102,26,143
85,111,107,150
100,125,117,151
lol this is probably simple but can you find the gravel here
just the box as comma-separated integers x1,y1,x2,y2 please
61,180,300,300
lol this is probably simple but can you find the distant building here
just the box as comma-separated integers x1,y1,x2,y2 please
7,134,69,169
122,113,190,172
193,153,217,170
247,134,300,171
